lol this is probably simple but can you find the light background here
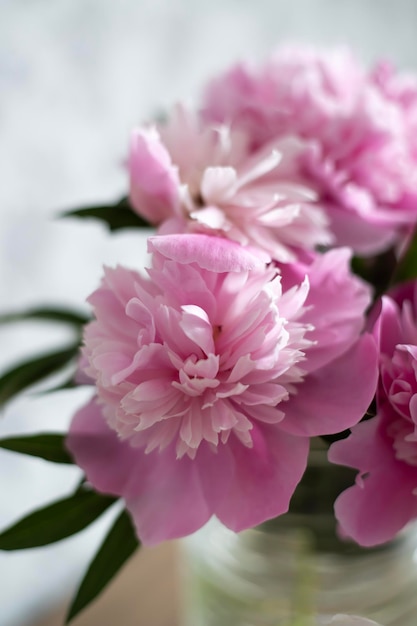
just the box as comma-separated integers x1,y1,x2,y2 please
1,1,417,624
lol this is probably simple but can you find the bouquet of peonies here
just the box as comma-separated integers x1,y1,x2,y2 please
2,43,417,624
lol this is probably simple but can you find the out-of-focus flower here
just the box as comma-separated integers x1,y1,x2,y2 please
202,44,417,255
67,234,377,545
330,281,417,546
317,615,383,626
129,105,331,262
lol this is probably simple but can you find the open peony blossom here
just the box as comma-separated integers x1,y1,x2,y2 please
128,104,332,262
67,234,377,545
330,281,417,546
202,44,417,255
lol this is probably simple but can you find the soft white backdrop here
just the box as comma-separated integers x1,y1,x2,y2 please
1,1,417,624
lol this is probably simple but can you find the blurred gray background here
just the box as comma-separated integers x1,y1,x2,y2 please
1,1,417,624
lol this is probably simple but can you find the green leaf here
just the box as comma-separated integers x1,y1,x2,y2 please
0,306,90,327
0,345,79,406
351,247,397,299
0,489,117,550
36,375,78,395
0,433,73,464
391,227,417,286
66,509,140,623
62,196,153,231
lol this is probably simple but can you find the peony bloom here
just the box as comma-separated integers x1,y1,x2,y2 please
128,104,331,262
202,44,417,255
330,281,417,546
67,234,377,545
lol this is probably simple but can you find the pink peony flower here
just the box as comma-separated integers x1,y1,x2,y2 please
67,234,377,545
129,104,332,263
202,44,417,255
330,281,417,546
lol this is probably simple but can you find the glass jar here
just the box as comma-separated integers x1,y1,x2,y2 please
182,444,417,626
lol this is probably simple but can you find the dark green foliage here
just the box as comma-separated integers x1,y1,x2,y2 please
0,488,116,550
0,433,73,464
66,509,140,623
62,196,153,231
0,307,90,327
0,345,80,406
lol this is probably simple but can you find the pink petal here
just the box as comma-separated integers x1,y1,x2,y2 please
280,248,372,371
148,233,270,271
372,295,403,356
180,305,215,355
324,202,399,255
190,206,229,230
67,398,211,546
328,418,386,469
329,415,417,545
200,166,237,203
279,334,378,436
198,424,310,531
74,354,94,385
129,127,180,223
66,398,139,495
126,451,211,545
333,461,417,546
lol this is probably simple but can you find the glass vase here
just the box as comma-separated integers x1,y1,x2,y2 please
182,443,417,626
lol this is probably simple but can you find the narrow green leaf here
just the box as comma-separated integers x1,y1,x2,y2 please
0,433,73,464
62,196,153,231
66,509,139,623
0,489,117,550
0,306,90,327
0,345,79,406
36,376,78,395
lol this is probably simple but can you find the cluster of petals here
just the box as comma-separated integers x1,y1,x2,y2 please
67,234,378,545
202,44,417,255
329,280,417,546
128,104,331,262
